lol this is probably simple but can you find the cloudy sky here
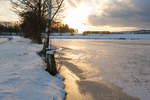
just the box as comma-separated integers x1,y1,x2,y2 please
0,0,150,32
64,0,150,32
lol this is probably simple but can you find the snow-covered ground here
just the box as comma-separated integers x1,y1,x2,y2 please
0,38,9,44
0,37,65,100
0,36,16,39
52,39,150,100
50,34,150,40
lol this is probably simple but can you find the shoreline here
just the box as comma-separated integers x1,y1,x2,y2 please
59,62,140,100
59,65,93,100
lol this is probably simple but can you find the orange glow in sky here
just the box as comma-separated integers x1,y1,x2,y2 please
63,3,91,33
0,0,149,32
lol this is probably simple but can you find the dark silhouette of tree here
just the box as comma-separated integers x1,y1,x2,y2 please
19,11,46,43
0,23,20,34
51,22,78,33
10,0,64,43
10,0,77,55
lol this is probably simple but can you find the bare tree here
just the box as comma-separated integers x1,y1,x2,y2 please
11,0,64,21
41,0,64,55
10,0,64,47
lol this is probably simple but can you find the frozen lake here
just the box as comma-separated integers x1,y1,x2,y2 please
52,39,150,100
50,34,150,40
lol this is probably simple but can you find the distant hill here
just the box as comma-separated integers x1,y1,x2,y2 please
83,30,150,34
125,30,150,34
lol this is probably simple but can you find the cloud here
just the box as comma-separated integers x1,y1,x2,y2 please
88,0,150,29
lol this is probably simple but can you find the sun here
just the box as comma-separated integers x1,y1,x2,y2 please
63,3,91,33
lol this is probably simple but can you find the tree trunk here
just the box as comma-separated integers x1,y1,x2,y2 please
40,0,51,56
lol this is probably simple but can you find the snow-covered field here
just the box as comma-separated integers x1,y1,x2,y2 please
0,37,65,100
50,34,150,40
52,39,150,100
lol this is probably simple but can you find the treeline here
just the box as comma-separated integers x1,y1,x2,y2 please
19,10,77,43
83,31,111,34
51,22,78,33
0,24,20,34
8,0,78,43
0,21,77,35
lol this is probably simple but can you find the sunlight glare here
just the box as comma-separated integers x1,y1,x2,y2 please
63,4,91,33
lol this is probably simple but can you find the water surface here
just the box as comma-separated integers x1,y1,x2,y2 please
53,39,150,100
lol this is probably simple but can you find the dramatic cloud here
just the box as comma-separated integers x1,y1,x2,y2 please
88,0,150,29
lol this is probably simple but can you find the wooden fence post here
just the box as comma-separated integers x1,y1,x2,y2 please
46,51,57,75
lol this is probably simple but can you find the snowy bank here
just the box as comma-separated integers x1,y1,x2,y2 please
0,37,65,100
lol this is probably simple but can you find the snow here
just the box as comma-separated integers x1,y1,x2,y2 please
0,38,8,43
47,51,54,55
0,37,65,100
50,34,150,40
0,36,16,39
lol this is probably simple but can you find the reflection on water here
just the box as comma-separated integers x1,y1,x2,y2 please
53,39,150,100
